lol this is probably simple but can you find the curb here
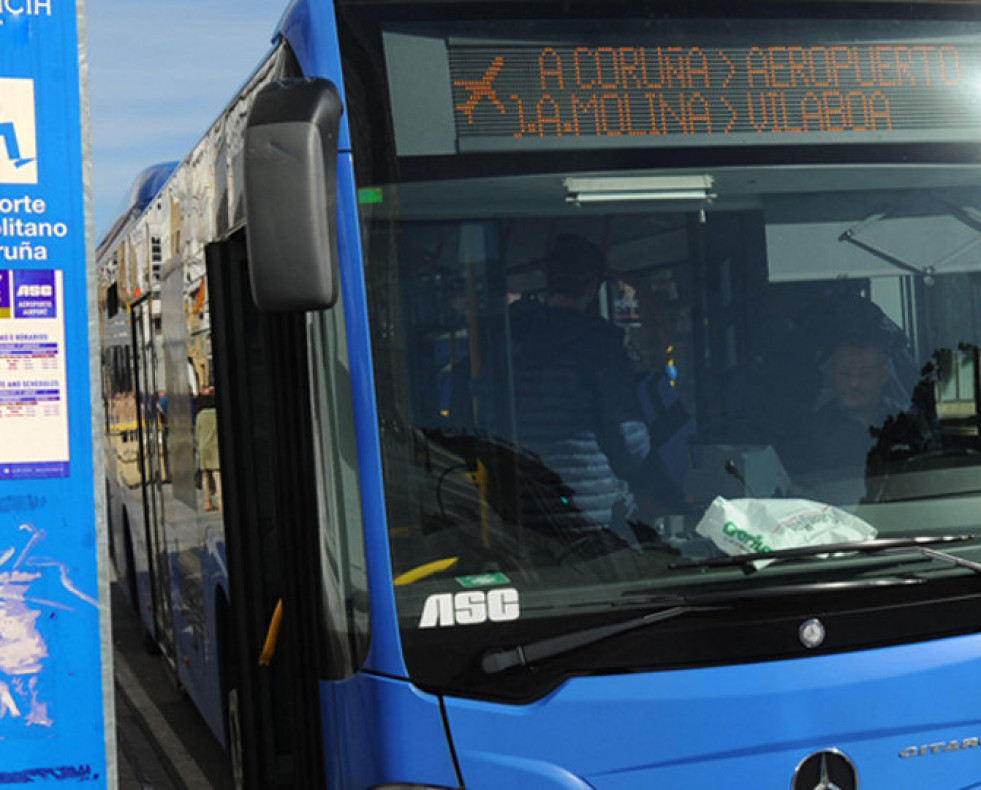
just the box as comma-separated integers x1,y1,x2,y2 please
114,649,214,790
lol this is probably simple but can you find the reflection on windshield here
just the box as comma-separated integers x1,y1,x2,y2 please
362,167,981,611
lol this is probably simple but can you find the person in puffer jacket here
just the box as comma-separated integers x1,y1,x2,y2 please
507,233,651,544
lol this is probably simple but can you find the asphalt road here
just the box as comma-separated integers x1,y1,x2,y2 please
111,582,233,790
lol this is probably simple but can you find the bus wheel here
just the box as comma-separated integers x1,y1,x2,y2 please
227,685,245,789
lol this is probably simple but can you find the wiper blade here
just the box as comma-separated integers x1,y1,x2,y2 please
910,546,981,575
481,604,722,675
482,575,928,674
621,577,924,603
668,534,978,572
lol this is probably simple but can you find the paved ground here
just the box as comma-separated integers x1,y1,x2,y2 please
115,684,181,790
111,583,233,790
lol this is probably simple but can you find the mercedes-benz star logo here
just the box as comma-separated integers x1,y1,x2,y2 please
793,749,858,790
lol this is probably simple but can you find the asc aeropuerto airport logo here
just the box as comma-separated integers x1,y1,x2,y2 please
0,78,36,185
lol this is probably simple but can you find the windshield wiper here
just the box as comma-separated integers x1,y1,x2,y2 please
909,545,981,575
668,534,979,572
481,604,722,675
481,574,929,674
621,577,924,604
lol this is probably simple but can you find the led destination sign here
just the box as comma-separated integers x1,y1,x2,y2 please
452,43,973,142
383,21,981,155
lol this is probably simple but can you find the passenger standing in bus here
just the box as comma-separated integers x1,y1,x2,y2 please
507,233,651,544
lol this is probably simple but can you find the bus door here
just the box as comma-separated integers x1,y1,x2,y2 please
206,231,326,789
132,295,175,658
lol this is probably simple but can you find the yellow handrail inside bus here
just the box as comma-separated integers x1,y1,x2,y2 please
393,556,459,586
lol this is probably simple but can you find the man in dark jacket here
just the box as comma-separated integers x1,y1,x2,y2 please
508,233,651,541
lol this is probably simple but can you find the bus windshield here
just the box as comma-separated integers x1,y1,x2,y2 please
340,2,981,701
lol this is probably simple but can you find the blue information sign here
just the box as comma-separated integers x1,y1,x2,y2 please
0,1,110,785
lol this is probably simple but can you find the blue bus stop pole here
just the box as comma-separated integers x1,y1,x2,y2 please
0,2,113,786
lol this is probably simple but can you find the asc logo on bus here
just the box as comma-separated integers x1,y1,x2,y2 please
419,588,520,628
16,284,52,297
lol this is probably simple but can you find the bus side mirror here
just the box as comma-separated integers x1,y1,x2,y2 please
244,78,343,312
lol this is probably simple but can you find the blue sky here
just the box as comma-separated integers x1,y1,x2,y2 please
85,1,286,240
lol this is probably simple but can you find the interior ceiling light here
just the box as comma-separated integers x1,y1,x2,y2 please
564,174,715,206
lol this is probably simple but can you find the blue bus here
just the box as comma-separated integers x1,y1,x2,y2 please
99,0,981,787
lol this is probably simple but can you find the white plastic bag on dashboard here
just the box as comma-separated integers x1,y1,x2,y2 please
695,497,877,561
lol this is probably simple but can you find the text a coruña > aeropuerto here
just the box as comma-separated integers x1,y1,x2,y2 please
473,43,972,139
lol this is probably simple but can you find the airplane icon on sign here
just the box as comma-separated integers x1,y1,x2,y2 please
0,123,33,168
0,78,37,184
